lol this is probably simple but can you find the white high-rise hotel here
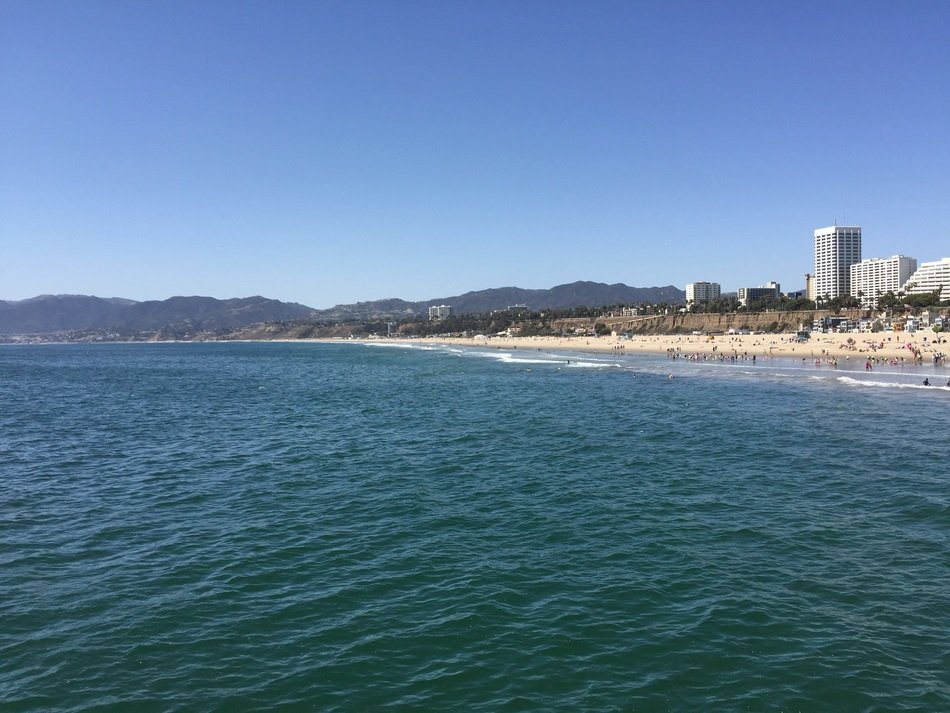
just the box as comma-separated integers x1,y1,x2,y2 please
814,225,861,300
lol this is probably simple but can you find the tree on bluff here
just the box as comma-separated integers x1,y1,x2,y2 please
902,290,943,309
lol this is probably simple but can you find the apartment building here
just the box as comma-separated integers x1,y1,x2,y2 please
686,281,721,308
814,225,861,299
737,281,780,307
902,257,950,297
849,255,917,306
428,304,453,320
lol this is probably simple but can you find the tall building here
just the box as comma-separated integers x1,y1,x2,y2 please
805,273,815,302
814,225,861,300
849,256,917,307
737,281,781,308
902,257,950,297
685,281,720,308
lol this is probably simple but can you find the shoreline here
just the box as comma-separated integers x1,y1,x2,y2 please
334,331,949,366
5,332,947,368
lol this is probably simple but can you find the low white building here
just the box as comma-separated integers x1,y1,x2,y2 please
737,281,780,307
849,255,917,306
686,281,720,308
902,257,950,298
428,304,452,320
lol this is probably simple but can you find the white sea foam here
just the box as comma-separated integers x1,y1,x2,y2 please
363,342,439,351
489,353,560,366
836,376,950,390
563,360,619,369
362,342,949,390
455,347,607,368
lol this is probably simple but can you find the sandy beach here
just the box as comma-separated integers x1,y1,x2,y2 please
351,330,949,366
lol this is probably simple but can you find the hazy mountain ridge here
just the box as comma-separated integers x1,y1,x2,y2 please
417,282,685,314
0,295,315,335
0,282,686,335
0,295,134,333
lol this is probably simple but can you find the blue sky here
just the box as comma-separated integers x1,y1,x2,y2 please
2,0,948,308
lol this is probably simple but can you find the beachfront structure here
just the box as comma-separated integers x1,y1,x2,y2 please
849,255,918,307
902,257,950,298
814,225,861,300
737,281,781,308
428,304,452,320
685,282,720,308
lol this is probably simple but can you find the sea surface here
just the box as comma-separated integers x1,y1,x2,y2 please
2,341,948,712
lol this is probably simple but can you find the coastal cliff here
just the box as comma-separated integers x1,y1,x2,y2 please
566,310,851,335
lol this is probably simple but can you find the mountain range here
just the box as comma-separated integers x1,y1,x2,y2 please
0,295,315,335
0,282,686,335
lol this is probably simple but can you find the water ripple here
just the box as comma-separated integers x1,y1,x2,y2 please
1,343,947,711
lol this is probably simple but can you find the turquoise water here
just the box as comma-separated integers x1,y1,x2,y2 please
2,342,948,711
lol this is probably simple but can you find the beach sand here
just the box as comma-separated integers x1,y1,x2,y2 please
351,331,948,364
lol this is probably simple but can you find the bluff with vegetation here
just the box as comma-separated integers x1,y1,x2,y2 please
363,308,830,339
596,310,824,334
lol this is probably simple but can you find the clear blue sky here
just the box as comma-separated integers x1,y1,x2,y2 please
3,0,948,308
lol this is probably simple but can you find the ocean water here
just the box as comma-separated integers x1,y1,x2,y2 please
1,341,947,712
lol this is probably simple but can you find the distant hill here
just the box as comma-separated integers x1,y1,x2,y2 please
0,295,135,333
0,282,686,336
427,282,685,313
315,282,686,320
0,295,315,335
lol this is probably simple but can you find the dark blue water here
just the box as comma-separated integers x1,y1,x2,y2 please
2,342,948,711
